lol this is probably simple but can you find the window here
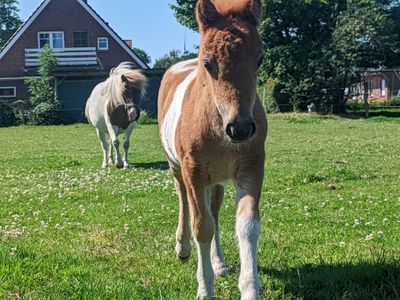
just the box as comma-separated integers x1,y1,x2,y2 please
97,37,109,50
381,79,387,96
0,87,16,98
38,32,64,49
73,32,88,47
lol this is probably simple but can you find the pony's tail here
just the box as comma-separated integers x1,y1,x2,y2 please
85,100,91,124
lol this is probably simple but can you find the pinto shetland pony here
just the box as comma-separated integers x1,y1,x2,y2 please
158,0,267,298
85,62,147,168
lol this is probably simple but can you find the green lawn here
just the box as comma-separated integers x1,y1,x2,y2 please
1,114,399,299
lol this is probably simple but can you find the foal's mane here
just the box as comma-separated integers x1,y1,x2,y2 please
104,62,147,115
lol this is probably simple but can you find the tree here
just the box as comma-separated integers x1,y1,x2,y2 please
154,49,197,69
133,47,151,65
260,0,400,113
0,0,22,48
170,0,198,32
25,45,59,105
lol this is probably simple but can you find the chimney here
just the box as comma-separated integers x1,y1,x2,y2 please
124,40,133,48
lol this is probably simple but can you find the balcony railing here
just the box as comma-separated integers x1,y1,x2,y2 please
25,47,98,67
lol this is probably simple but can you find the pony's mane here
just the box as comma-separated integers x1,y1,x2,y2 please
104,62,147,115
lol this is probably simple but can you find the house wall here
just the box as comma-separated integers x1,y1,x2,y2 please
0,79,30,101
364,74,389,102
0,0,139,79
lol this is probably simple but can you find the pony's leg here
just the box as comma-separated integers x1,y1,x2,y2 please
182,161,215,299
122,123,135,168
110,126,123,168
108,139,114,165
174,176,192,260
105,117,123,168
210,184,228,277
235,157,264,300
96,129,108,168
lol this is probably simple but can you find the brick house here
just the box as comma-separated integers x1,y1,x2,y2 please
363,69,400,102
0,0,162,121
349,69,400,102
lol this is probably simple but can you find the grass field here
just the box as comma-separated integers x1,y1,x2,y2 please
1,114,400,299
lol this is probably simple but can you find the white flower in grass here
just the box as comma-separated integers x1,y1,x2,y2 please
10,247,17,256
124,224,129,233
354,219,360,226
365,233,374,241
339,241,346,247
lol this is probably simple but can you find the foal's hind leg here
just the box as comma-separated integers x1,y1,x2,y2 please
210,184,228,277
174,176,192,260
96,129,108,168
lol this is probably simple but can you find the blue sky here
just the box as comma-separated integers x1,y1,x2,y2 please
18,0,200,66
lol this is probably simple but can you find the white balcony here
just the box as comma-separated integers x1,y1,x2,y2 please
25,47,98,67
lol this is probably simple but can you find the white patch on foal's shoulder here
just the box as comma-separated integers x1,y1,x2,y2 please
169,59,198,74
161,67,198,166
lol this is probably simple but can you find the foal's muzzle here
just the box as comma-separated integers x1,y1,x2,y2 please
225,119,256,143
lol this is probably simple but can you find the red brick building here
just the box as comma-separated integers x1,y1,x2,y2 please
0,0,161,120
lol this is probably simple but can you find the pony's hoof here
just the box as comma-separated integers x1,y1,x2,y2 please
101,163,108,168
123,163,130,169
115,161,124,169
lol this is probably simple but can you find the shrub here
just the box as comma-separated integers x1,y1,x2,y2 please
26,101,61,125
384,97,400,107
138,110,157,125
0,101,17,127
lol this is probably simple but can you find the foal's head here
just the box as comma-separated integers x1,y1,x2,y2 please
196,0,263,143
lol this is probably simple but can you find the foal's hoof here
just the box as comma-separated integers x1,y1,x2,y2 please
176,242,191,262
115,161,124,169
123,163,130,169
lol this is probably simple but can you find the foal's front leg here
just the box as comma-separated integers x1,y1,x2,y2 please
182,161,215,299
235,157,264,300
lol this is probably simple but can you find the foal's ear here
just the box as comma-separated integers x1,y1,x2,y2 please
196,0,220,31
121,74,128,83
247,0,263,26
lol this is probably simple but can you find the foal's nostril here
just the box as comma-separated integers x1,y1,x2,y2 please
226,123,236,139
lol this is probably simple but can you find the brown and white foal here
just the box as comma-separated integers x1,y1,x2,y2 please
158,0,267,298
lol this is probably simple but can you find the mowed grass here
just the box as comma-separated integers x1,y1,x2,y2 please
0,114,399,299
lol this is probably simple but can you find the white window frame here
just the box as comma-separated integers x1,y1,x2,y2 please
97,37,109,51
0,86,16,98
381,79,387,96
38,31,65,49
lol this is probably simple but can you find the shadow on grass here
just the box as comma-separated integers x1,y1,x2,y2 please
260,261,400,299
341,110,400,119
130,161,169,170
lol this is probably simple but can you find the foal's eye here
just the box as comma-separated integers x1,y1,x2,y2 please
202,57,218,79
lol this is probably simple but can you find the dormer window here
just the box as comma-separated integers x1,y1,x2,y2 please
38,32,64,49
97,37,109,51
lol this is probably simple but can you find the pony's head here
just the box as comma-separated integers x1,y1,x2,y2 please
106,62,147,123
196,0,263,143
